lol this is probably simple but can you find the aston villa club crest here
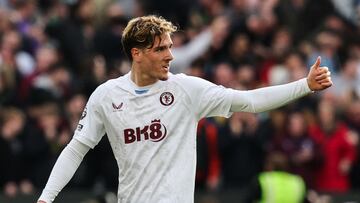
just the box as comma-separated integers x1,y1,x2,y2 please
160,92,174,106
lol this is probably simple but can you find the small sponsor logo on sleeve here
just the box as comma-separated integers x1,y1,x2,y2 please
77,124,84,131
80,107,87,120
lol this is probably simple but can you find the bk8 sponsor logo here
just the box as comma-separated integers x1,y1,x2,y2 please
123,119,167,144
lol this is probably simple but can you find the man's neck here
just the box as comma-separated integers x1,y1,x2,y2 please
130,68,158,87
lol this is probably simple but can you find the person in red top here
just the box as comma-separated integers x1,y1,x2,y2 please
309,99,357,192
196,118,221,191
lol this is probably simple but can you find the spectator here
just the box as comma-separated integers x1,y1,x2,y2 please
93,2,127,72
0,107,34,197
32,63,72,100
45,0,97,75
212,62,235,88
307,29,342,73
326,56,360,107
218,112,263,189
344,100,360,189
17,45,60,108
171,15,230,74
196,118,221,192
65,92,87,132
23,101,68,188
225,33,256,69
245,151,306,203
280,110,320,188
309,99,357,192
259,108,288,153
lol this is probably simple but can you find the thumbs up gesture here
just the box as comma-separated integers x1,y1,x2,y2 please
307,56,333,91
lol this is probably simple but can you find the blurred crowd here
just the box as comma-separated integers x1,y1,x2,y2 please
0,0,360,201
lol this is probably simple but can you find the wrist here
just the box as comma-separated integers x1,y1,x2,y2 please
305,78,314,93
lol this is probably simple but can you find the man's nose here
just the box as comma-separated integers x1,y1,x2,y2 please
166,49,174,61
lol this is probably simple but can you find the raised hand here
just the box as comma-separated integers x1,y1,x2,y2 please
307,56,333,91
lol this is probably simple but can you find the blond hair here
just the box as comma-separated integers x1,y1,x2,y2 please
121,15,177,61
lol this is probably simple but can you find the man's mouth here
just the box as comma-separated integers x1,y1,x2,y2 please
162,65,169,71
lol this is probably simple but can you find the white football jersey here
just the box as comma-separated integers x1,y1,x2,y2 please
74,72,233,203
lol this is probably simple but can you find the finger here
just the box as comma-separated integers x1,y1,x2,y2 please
315,74,329,81
318,66,329,72
315,67,329,77
318,77,332,84
316,67,331,76
315,72,331,80
320,81,333,88
317,66,329,74
312,56,321,69
320,76,333,84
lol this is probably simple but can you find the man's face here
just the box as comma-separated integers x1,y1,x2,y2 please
137,33,174,83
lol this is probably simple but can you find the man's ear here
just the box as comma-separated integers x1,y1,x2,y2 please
131,48,141,62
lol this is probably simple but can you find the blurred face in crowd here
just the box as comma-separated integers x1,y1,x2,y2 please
318,100,336,132
270,109,286,130
236,65,255,87
272,28,292,57
67,94,87,117
285,53,307,80
36,47,58,72
66,93,87,131
1,108,25,140
51,66,71,86
343,58,358,78
347,100,360,126
77,0,95,22
18,1,36,19
171,32,186,48
316,30,342,55
230,34,250,58
324,15,345,32
1,30,21,52
214,62,234,87
288,112,306,137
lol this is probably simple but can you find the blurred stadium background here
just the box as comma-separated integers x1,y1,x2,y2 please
1,0,360,202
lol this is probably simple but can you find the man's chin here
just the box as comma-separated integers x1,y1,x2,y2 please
159,73,169,81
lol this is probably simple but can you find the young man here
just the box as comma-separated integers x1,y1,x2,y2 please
38,15,332,203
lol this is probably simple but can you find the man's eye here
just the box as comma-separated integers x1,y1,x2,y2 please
156,47,165,52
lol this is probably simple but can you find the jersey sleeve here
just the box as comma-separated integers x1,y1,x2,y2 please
73,85,107,148
38,139,90,203
230,78,312,113
174,74,233,120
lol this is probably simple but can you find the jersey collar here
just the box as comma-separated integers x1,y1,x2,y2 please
119,71,167,95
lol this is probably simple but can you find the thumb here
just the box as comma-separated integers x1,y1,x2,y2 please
312,56,321,69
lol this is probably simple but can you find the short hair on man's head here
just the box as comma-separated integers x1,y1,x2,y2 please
121,15,177,61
